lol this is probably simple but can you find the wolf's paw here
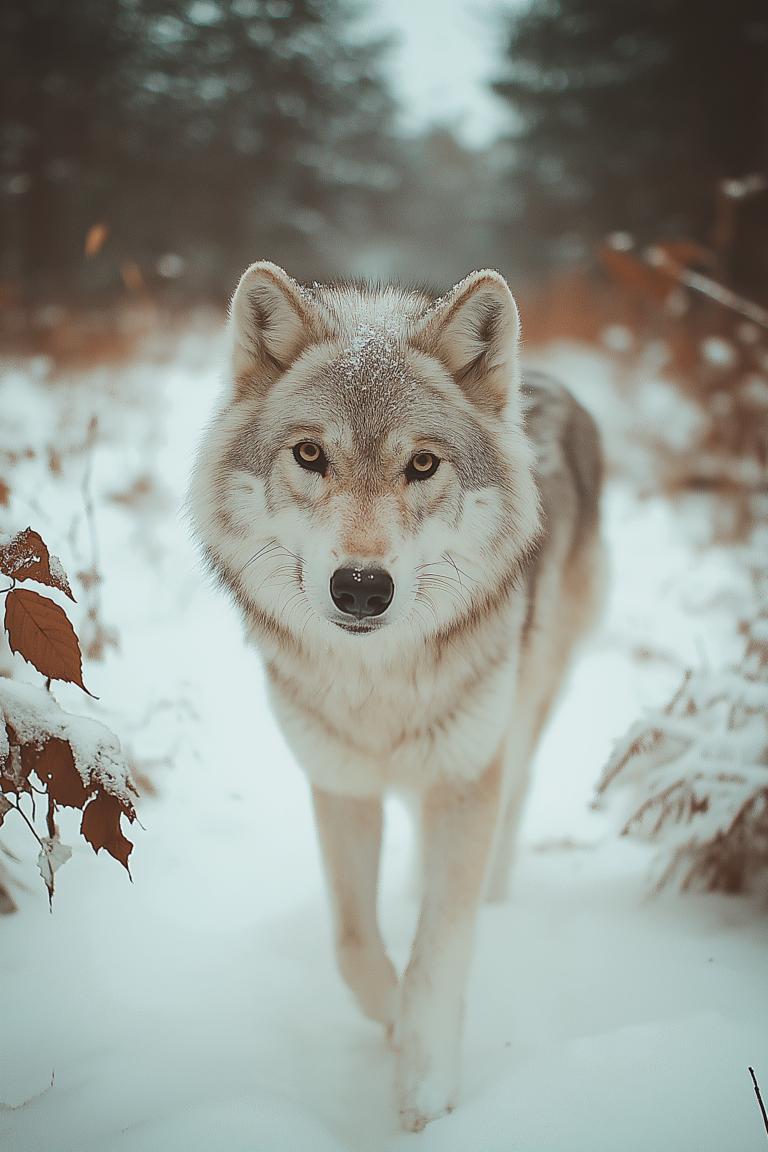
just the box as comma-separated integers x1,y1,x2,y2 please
397,1073,457,1132
399,1094,455,1133
394,1034,459,1132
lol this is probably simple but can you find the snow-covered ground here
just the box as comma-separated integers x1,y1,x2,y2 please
0,338,766,1151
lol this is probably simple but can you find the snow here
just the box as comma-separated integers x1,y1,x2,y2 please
1,337,767,1150
0,679,133,800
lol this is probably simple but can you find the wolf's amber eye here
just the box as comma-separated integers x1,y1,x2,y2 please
406,451,440,483
293,441,328,476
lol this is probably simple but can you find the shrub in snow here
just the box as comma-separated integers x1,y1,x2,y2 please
598,234,768,520
595,605,768,895
0,528,136,908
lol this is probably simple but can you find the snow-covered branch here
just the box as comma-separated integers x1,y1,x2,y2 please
596,564,768,894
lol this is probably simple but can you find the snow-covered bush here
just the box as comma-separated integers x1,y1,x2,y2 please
596,233,768,531
0,528,136,908
596,540,768,895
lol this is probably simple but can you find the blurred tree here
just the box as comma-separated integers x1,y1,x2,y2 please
0,0,400,305
355,128,503,291
493,0,768,294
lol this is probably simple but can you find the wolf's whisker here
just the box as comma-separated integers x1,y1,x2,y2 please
415,560,476,591
418,572,471,593
411,606,431,636
443,552,472,588
415,569,465,586
298,608,315,648
275,543,304,567
276,589,306,625
417,575,472,613
254,566,299,597
415,588,440,628
240,540,281,576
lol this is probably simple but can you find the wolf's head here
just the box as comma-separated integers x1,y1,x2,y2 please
190,262,540,652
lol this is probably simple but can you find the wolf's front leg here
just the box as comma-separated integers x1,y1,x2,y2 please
395,754,503,1132
312,788,398,1029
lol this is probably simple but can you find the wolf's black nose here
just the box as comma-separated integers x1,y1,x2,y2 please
330,567,394,619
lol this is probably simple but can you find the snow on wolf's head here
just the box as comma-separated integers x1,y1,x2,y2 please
190,261,540,652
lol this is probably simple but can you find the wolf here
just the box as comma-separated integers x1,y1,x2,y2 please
189,261,604,1131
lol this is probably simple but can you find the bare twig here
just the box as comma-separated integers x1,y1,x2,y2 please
750,1067,768,1142
78,416,118,659
645,247,768,329
9,796,45,852
82,416,101,574
0,1070,54,1111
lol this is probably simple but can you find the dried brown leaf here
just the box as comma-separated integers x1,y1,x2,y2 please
84,222,109,258
598,244,677,305
0,528,49,583
81,789,134,870
0,528,75,600
4,589,88,691
28,737,90,809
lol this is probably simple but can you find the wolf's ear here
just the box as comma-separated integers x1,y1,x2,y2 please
415,270,520,417
229,261,319,394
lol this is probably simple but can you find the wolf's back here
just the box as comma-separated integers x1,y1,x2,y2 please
522,371,602,556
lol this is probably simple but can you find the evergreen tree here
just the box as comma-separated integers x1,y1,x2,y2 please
493,0,768,294
0,0,399,304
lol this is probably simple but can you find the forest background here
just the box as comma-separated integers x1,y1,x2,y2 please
3,0,767,337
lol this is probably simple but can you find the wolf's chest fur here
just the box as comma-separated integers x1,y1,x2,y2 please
260,580,528,793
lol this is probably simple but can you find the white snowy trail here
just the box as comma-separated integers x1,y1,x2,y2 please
0,341,766,1151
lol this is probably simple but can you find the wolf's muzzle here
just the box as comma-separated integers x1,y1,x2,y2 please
330,567,394,619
